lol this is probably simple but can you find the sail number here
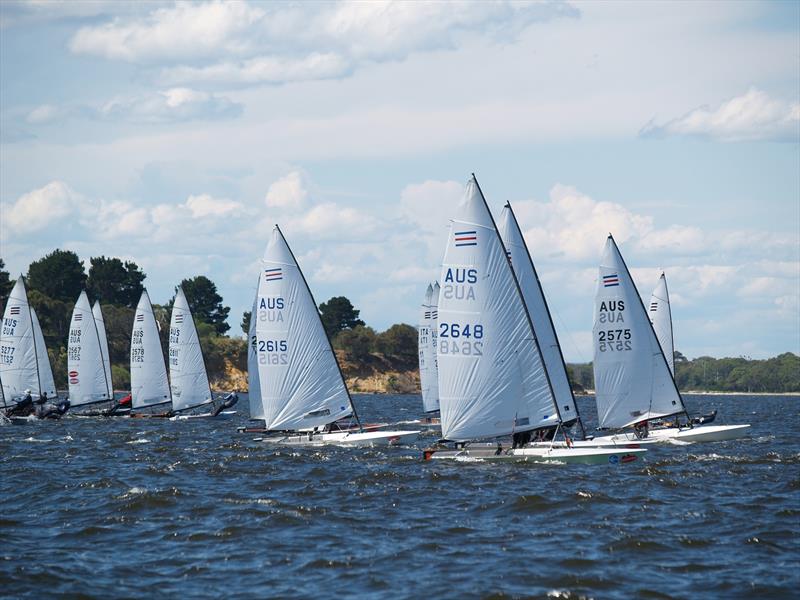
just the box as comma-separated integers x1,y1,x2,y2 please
0,344,15,365
597,329,632,352
258,339,288,365
439,322,484,356
169,346,179,366
69,328,82,344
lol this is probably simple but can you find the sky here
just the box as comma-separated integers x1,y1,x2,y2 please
0,0,798,362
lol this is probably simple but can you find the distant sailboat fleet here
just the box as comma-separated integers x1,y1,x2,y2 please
0,173,750,462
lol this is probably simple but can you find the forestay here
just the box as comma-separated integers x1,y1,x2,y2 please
68,291,111,407
169,287,213,412
247,291,265,421
649,272,674,375
130,290,171,409
418,283,440,414
592,236,685,428
256,226,353,431
92,301,114,398
31,308,57,399
437,176,556,442
0,276,39,400
499,203,579,427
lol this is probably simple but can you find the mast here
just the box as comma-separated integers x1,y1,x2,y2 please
504,201,586,439
470,175,560,436
608,236,689,420
274,225,363,431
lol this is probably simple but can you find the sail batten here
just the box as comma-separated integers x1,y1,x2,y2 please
169,287,213,412
255,226,353,431
130,290,171,409
592,237,686,428
436,176,557,442
68,291,111,406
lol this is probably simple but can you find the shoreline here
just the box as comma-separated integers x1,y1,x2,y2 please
576,390,800,397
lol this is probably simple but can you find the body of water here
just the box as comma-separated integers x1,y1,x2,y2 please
1,393,798,599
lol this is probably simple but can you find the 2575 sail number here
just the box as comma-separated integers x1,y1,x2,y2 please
597,329,632,352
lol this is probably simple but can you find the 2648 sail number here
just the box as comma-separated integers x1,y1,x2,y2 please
439,322,484,356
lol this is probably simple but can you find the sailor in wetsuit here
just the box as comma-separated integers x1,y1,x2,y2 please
7,390,35,417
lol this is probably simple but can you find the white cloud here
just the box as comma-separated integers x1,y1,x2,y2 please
68,1,576,86
68,1,264,62
283,202,382,240
398,179,462,234
641,88,800,142
1,181,80,233
98,88,241,123
25,104,61,124
185,194,243,218
265,171,308,210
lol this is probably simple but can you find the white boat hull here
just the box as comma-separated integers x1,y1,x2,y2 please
169,410,237,421
592,423,751,445
261,429,420,447
425,445,646,465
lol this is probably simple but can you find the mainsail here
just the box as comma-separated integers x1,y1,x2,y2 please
437,176,557,442
256,225,354,431
499,202,581,429
0,276,39,399
649,272,674,375
92,301,114,399
68,291,111,407
31,308,57,399
169,287,213,412
592,236,685,428
130,290,170,409
247,291,265,421
418,283,440,413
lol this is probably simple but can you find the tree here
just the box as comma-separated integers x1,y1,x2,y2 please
375,323,418,365
319,296,364,338
334,325,377,361
178,276,230,335
0,258,13,310
27,249,86,303
86,256,146,308
241,310,251,336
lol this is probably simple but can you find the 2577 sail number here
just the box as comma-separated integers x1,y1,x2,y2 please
597,329,632,352
439,322,484,356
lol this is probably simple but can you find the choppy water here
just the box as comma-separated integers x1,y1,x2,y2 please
1,394,798,599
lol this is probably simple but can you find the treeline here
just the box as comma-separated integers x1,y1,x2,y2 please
0,251,242,390
1,253,417,391
567,351,800,394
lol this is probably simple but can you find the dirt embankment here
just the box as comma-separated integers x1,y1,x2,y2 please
211,350,420,395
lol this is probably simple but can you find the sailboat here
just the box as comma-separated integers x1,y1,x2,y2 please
93,300,114,402
67,291,113,411
0,276,67,419
168,286,237,420
130,289,171,416
416,281,441,426
255,225,418,446
424,176,645,464
589,237,749,444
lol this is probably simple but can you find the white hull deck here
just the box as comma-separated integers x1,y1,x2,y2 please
592,423,751,445
170,410,237,421
260,429,420,447
424,444,646,465
530,437,660,449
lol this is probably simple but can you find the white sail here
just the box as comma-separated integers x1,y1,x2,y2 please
418,283,440,413
31,308,56,399
247,291,265,421
169,287,213,412
256,226,352,431
67,291,111,406
130,290,171,409
499,203,580,427
0,276,39,401
592,236,684,428
92,301,114,398
649,272,674,375
437,176,557,442
430,281,440,407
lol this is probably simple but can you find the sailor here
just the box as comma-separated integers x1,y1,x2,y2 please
8,390,35,417
633,420,649,439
